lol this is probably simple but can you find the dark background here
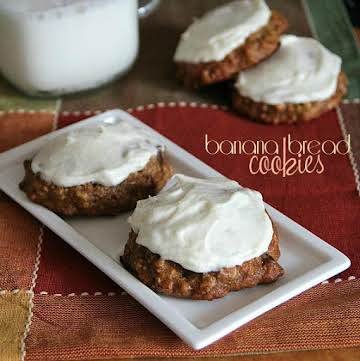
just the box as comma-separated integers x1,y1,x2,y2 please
344,0,360,26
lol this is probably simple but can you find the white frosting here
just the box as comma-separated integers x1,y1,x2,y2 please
128,175,273,273
235,35,342,104
31,121,162,187
174,0,271,63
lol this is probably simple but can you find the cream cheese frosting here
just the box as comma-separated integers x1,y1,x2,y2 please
174,0,271,63
235,35,342,104
128,174,273,273
31,121,162,187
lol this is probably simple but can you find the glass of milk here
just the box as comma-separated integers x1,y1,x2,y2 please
0,0,160,96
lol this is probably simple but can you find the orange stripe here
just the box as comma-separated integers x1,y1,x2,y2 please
0,112,53,153
0,202,41,290
25,280,360,360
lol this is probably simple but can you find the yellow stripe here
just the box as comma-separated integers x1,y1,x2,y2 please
0,291,31,361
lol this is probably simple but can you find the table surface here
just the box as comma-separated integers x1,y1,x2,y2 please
48,1,360,360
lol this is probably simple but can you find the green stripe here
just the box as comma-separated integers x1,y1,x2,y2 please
0,78,58,112
303,0,360,100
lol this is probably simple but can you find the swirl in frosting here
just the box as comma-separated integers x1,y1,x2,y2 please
235,35,342,104
174,0,271,63
31,121,162,187
128,174,273,273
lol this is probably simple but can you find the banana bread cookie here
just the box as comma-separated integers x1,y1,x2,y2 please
174,1,288,88
20,121,173,216
122,228,283,300
121,175,284,300
20,154,172,216
233,35,347,124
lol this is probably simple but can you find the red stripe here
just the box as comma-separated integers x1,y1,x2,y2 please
36,107,358,293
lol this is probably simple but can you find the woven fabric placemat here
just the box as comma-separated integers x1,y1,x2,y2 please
1,104,360,360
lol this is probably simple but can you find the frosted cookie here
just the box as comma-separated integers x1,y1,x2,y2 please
174,0,288,88
20,122,173,216
121,175,283,300
233,35,348,124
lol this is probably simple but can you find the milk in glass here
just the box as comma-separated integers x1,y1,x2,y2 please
0,0,139,95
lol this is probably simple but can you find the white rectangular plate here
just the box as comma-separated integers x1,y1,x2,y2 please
0,109,350,350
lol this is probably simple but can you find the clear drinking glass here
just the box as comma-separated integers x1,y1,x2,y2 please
0,0,160,97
